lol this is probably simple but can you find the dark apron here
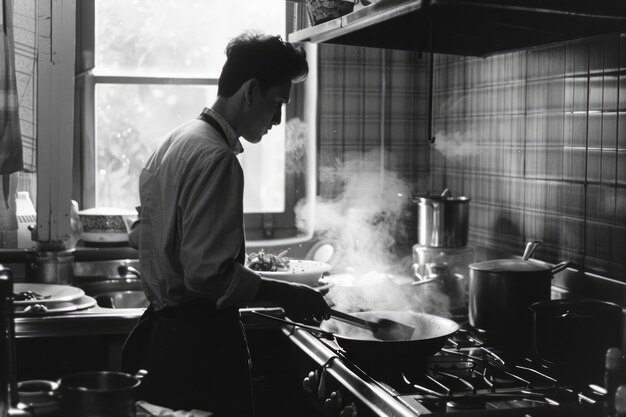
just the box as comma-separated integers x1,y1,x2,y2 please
121,111,253,416
122,302,254,416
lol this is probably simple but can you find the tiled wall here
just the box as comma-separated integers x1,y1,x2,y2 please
318,33,626,281
431,34,626,280
318,45,431,196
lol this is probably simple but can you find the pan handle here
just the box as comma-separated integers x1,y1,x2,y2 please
522,240,542,261
551,261,570,275
251,311,335,340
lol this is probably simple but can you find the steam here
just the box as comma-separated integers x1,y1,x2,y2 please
431,127,482,164
295,149,451,316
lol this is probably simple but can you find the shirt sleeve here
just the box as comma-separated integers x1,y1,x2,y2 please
177,147,261,308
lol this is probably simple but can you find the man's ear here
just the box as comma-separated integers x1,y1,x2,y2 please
244,78,259,106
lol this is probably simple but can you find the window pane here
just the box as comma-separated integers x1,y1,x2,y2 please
95,83,286,213
240,122,286,213
95,0,286,76
95,84,214,208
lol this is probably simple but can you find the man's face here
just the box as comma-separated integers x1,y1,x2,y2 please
242,79,291,144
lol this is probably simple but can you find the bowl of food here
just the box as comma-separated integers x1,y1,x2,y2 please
78,207,137,244
246,250,332,286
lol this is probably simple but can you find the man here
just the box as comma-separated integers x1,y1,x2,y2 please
123,32,330,416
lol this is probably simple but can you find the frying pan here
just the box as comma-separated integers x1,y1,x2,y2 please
320,310,459,374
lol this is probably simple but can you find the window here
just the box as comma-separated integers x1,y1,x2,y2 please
79,0,317,242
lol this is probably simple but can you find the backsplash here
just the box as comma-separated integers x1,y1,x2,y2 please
318,33,626,282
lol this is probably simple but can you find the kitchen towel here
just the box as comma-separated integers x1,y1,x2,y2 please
0,0,24,209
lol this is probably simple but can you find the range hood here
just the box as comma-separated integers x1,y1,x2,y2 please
288,0,626,56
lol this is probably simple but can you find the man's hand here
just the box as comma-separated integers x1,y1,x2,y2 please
256,278,331,322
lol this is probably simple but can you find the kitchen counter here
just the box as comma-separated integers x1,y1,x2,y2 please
14,306,143,338
13,305,286,339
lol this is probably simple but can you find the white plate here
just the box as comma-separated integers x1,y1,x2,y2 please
256,260,332,286
13,283,85,305
14,295,97,316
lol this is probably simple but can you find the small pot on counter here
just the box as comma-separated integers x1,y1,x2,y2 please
468,241,569,349
529,298,623,366
17,380,60,417
58,370,145,417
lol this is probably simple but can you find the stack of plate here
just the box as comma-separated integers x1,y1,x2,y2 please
13,283,97,316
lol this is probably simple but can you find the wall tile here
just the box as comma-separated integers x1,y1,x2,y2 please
602,113,618,149
618,114,626,151
618,151,626,185
586,185,615,223
601,150,617,185
586,148,602,183
572,113,588,148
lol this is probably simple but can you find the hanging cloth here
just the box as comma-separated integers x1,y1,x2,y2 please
0,0,24,210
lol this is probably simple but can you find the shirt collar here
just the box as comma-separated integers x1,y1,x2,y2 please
201,107,244,155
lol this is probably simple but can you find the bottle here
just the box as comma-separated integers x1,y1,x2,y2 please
616,385,626,417
15,192,36,249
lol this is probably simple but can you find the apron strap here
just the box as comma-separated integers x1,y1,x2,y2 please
197,111,229,146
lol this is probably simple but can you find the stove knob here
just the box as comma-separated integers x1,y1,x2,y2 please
324,390,343,415
318,367,327,399
339,402,358,417
303,370,318,393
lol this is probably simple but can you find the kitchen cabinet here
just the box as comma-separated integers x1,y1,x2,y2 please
289,0,626,55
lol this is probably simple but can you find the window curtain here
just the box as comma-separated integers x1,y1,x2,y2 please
0,0,23,231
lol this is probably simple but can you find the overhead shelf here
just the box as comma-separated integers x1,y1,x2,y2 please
288,0,626,56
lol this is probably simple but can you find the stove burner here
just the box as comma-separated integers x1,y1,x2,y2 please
286,320,607,416
446,399,485,412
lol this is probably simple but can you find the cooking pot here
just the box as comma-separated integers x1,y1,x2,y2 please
414,190,470,248
320,310,459,375
58,370,145,417
468,241,569,350
17,380,60,417
529,298,623,366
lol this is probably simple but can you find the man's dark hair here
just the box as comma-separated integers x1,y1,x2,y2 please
218,32,308,98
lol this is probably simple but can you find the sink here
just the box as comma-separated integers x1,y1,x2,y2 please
95,290,149,309
75,277,143,295
72,260,148,309
77,280,149,309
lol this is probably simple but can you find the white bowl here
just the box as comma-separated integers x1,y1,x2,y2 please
255,260,332,286
78,207,137,243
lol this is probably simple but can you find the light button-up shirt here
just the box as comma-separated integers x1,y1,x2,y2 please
137,108,261,310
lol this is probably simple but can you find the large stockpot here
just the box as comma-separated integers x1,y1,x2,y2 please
529,298,623,366
414,193,470,248
468,243,569,349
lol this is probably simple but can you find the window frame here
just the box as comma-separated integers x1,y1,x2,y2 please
75,0,318,245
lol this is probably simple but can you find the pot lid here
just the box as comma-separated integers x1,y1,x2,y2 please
414,195,470,203
469,258,551,273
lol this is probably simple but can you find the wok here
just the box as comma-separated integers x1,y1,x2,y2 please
320,310,459,374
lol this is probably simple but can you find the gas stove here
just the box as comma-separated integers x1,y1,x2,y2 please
281,322,608,416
